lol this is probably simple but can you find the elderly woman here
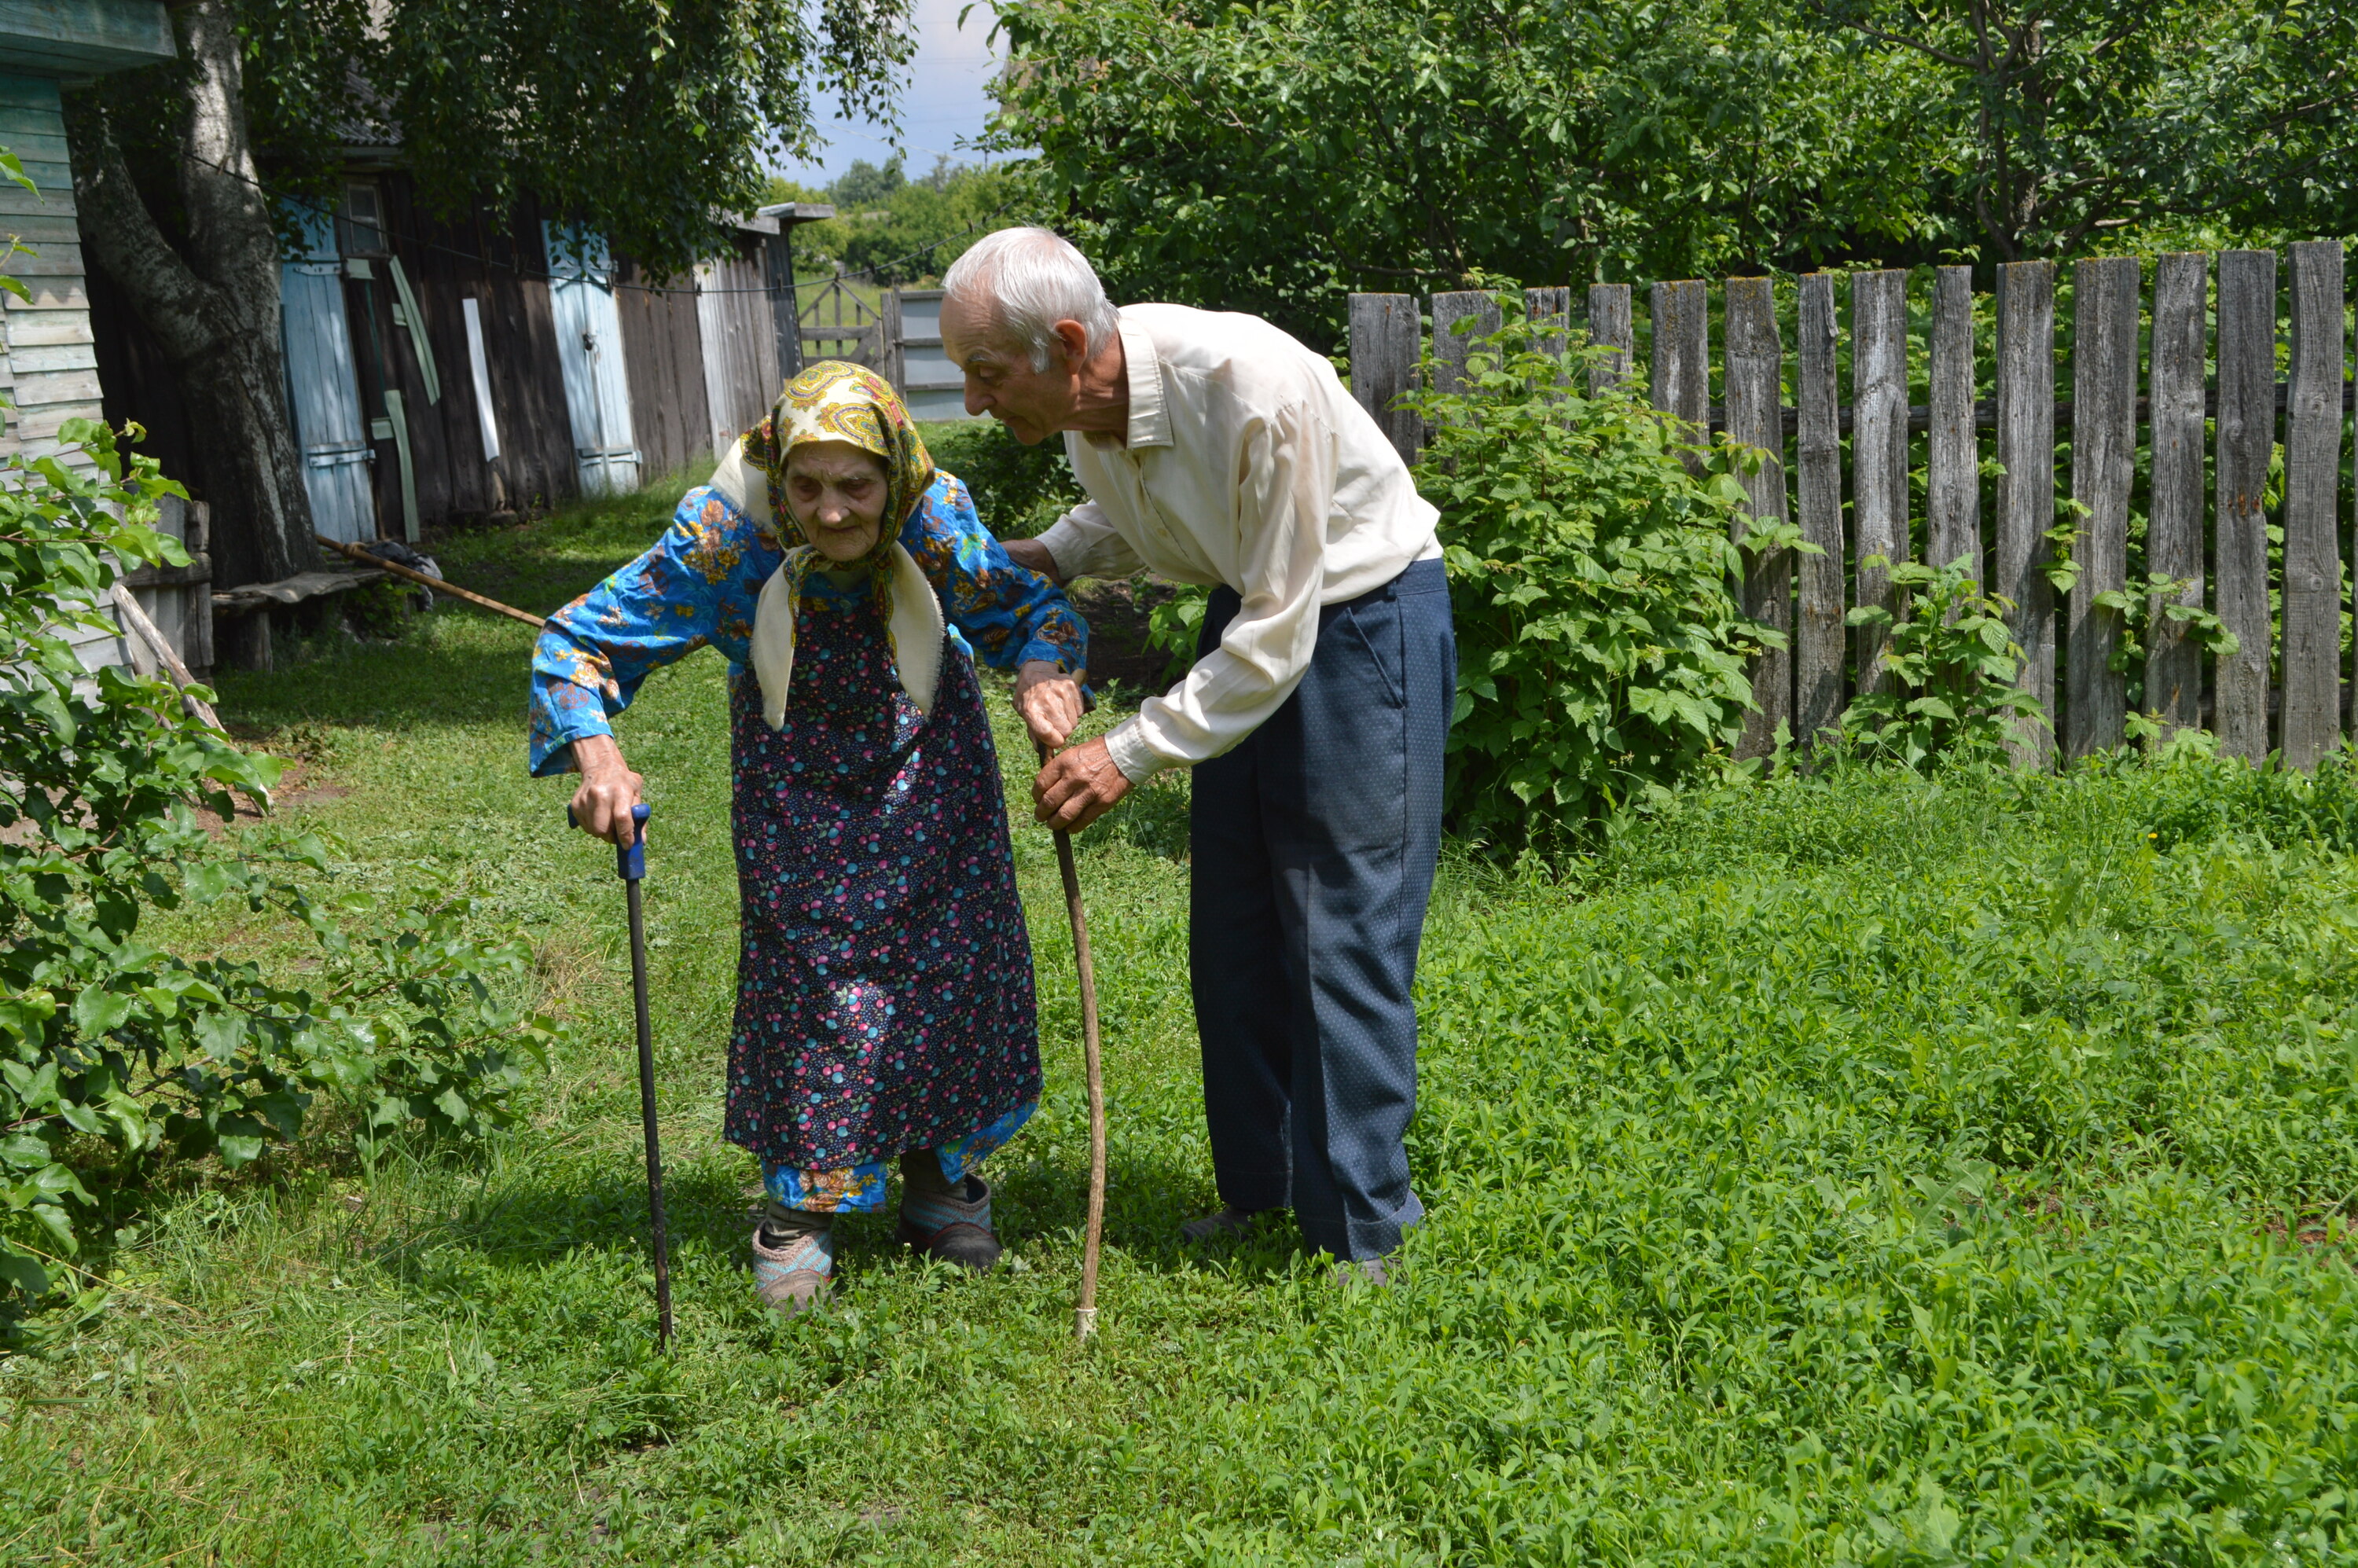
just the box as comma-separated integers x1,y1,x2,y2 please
529,362,1086,1313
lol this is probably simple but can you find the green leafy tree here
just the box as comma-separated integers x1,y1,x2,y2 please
64,0,915,588
986,0,1939,341
1402,302,1793,846
987,0,2357,344
1816,0,2358,259
773,156,1040,284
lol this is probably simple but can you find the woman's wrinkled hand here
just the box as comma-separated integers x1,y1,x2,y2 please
568,734,646,847
1014,661,1085,751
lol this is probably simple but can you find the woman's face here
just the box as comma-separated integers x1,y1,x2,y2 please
783,440,891,563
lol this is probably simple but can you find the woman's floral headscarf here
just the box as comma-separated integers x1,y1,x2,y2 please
742,361,947,729
747,359,933,574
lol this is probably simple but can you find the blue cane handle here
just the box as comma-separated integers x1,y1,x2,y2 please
567,801,652,881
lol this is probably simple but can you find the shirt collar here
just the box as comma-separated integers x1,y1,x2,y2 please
1110,310,1170,450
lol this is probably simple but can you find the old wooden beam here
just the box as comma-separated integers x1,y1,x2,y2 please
1996,260,2058,766
2145,252,2208,736
2064,255,2138,759
1851,270,1908,694
1724,275,1791,758
2281,240,2345,768
1926,266,1979,582
1794,272,1846,747
1347,292,1423,467
2213,249,2277,761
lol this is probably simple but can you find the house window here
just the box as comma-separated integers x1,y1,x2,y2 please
340,182,387,255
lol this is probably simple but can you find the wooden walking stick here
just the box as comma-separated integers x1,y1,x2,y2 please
1038,740,1108,1342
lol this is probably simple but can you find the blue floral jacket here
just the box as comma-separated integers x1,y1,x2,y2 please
529,472,1086,776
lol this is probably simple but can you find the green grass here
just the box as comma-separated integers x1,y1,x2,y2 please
6,487,2358,1563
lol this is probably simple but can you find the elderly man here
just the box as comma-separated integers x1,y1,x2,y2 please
939,228,1454,1278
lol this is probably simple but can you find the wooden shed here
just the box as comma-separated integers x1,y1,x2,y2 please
1,0,211,681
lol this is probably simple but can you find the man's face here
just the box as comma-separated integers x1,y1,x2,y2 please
941,295,1078,446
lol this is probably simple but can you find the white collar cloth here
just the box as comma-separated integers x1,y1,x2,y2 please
709,444,945,728
1033,305,1440,781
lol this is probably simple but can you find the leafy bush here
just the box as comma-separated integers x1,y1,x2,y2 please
1839,555,2049,766
2144,746,2358,854
1402,300,1793,846
0,417,557,1338
920,417,1083,540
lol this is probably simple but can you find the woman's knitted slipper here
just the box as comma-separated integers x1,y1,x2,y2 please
898,1175,1001,1271
751,1222,836,1314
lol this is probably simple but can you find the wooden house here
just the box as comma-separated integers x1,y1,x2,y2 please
0,0,211,681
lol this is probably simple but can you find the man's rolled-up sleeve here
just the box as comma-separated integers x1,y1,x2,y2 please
1034,499,1147,582
1103,404,1334,780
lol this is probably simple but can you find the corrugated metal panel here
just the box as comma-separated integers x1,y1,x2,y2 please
278,205,374,542
544,223,639,494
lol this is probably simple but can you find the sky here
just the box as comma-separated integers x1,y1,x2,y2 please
775,0,1014,192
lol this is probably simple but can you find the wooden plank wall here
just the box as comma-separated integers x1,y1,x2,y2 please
374,176,578,523
695,236,781,462
1,72,100,468
615,259,711,482
3,72,208,679
1348,242,2358,769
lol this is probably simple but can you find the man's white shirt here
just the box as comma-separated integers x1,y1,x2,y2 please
1033,304,1442,782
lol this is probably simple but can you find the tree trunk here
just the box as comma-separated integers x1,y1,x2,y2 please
64,0,317,589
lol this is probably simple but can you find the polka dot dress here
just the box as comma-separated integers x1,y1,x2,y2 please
722,575,1041,1171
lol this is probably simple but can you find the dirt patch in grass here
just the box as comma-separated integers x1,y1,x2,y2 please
1070,577,1183,696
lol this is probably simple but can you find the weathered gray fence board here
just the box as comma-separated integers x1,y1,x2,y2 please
2065,256,2138,758
1724,276,1791,757
1794,272,1846,745
1650,280,1708,471
2146,252,2208,733
2281,241,2345,768
1587,284,1632,394
2213,251,2276,760
1852,270,1908,692
1927,266,1979,581
1431,291,1502,398
1348,292,1421,466
1996,260,2058,765
1526,286,1570,367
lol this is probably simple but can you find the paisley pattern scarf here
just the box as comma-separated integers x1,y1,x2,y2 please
736,361,946,728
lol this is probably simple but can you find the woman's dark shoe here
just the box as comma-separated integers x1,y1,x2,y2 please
899,1173,1002,1270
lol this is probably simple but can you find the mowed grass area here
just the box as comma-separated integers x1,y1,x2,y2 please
7,483,2358,1565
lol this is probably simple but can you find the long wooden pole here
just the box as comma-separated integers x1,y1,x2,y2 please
1038,740,1107,1342
111,582,223,732
313,534,547,629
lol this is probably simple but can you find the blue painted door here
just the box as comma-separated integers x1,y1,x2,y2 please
543,224,641,495
279,206,375,542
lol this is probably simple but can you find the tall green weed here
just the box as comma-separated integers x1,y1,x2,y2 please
1405,301,1795,846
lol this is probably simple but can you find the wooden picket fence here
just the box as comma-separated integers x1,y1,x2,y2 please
1348,242,2355,769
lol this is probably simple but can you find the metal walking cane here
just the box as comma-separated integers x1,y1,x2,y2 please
1038,741,1108,1342
570,800,674,1349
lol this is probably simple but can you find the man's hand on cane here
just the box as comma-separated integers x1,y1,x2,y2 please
1034,737,1133,832
568,735,646,846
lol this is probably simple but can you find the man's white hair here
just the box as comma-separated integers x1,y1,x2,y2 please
942,227,1118,371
